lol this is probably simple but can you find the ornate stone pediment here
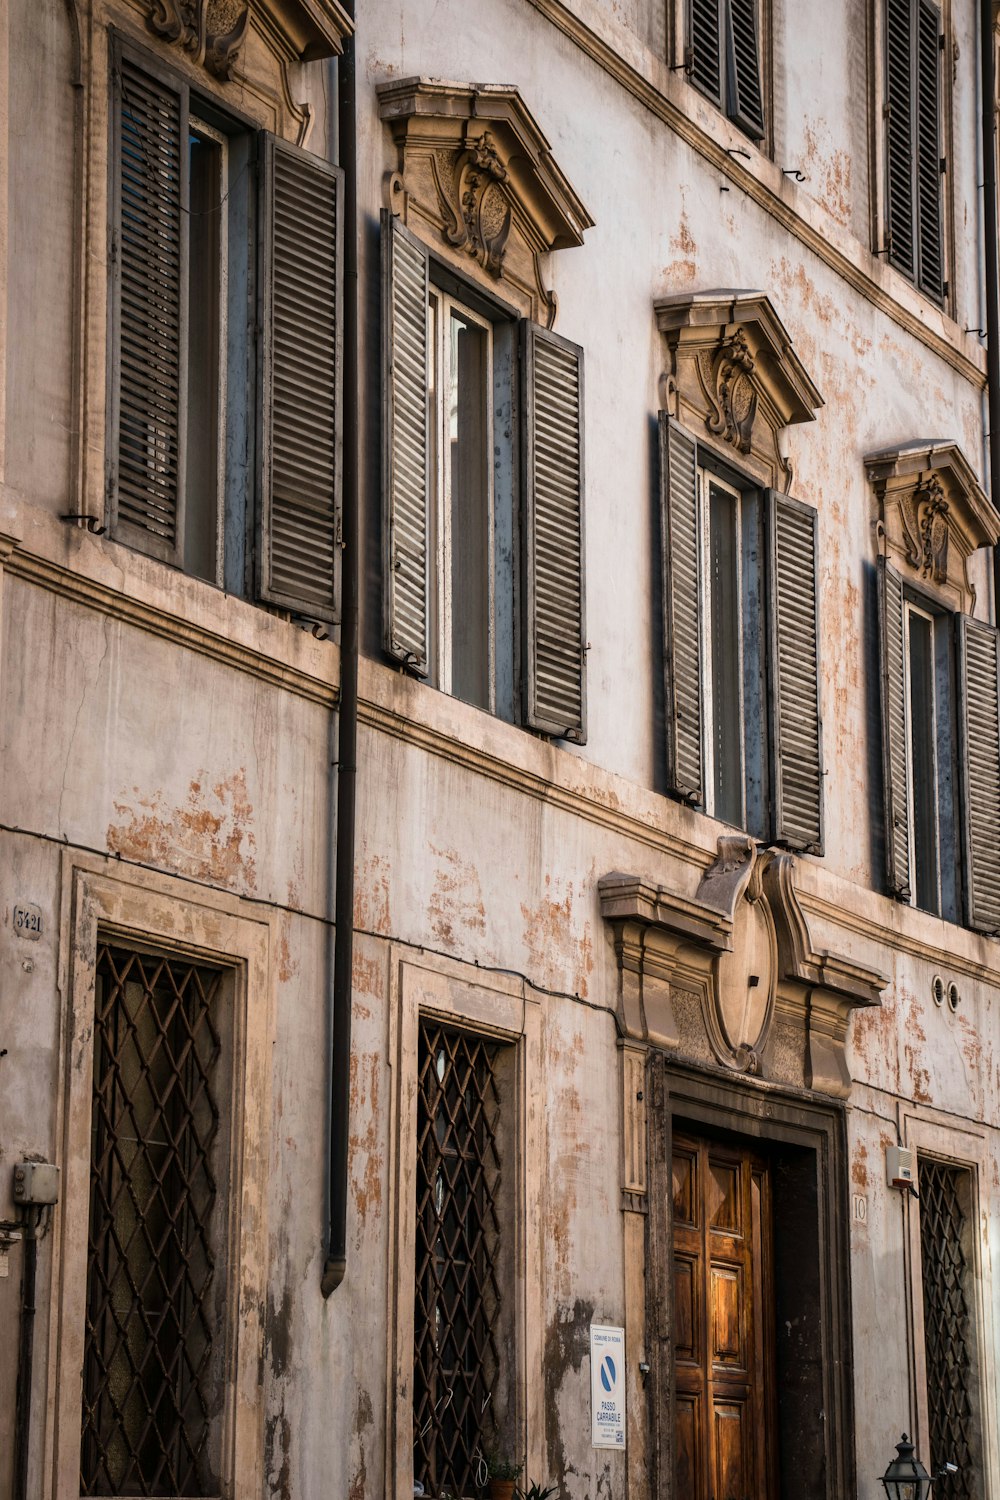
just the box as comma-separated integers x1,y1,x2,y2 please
865,440,1000,614
599,838,884,1098
378,78,594,327
145,0,352,80
655,290,823,490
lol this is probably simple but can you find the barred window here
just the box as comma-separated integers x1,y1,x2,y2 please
918,1157,982,1500
413,1023,514,1498
82,941,230,1497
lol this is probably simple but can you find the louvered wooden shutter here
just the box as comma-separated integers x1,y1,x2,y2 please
109,50,188,564
258,136,343,623
885,0,916,278
915,0,943,298
521,323,587,742
382,212,430,673
878,559,911,899
766,493,823,852
658,414,703,804
727,0,765,139
957,616,1000,933
689,0,723,103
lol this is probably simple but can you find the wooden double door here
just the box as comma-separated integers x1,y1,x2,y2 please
671,1133,777,1500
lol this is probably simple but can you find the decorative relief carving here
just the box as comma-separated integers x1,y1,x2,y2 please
147,0,250,79
698,330,759,454
656,291,822,491
866,441,1000,615
378,79,593,328
599,839,885,1099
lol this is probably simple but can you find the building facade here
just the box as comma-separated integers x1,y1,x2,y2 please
3,0,1000,1498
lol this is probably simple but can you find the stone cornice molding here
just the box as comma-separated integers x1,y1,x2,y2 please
866,439,999,613
600,840,885,1098
378,77,593,325
655,290,822,489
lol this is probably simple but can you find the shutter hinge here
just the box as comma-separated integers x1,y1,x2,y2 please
940,156,947,174
109,230,119,264
883,101,892,119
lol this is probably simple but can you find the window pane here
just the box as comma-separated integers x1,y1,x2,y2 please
184,128,223,583
908,610,940,913
708,482,743,825
449,311,491,710
82,944,224,1496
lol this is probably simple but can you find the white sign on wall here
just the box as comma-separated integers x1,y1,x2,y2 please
589,1324,626,1449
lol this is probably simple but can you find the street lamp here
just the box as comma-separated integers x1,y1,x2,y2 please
879,1435,934,1500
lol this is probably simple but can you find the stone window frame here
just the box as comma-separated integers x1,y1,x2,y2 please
384,947,545,1500
901,1110,999,1488
43,853,276,1498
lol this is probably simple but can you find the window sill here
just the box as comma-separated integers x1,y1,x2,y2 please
0,490,339,708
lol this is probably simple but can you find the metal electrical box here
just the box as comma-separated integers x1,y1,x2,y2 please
13,1161,60,1206
886,1146,916,1190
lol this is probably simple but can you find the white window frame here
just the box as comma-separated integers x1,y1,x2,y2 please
699,466,747,826
384,947,544,1500
44,853,276,1499
427,287,496,708
903,599,942,914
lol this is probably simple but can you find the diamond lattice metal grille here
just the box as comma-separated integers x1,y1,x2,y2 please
919,1158,978,1500
413,1024,504,1499
81,943,224,1497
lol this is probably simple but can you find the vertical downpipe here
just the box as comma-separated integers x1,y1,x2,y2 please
12,1211,38,1500
322,10,358,1299
980,0,1000,619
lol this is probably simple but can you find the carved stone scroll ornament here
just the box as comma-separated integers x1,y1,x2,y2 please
147,0,250,79
697,330,759,455
599,839,885,1098
431,133,514,279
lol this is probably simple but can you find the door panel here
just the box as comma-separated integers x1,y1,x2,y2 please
671,1134,776,1500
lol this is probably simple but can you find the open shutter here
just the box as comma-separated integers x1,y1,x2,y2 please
878,558,911,899
658,414,703,804
521,323,586,742
885,0,916,278
727,0,765,139
689,0,723,103
767,493,823,852
258,136,343,623
957,616,1000,933
382,212,430,673
109,50,188,565
915,0,943,298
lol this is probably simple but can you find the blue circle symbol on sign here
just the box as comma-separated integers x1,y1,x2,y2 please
600,1355,617,1393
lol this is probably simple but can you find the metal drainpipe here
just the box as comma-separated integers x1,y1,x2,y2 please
322,11,358,1299
981,0,1000,617
12,1211,38,1500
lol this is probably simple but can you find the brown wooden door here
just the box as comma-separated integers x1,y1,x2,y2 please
671,1134,776,1500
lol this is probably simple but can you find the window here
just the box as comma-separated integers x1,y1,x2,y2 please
917,1158,983,1498
878,560,1000,930
660,415,823,852
685,0,765,141
382,212,587,742
883,0,945,299
413,1022,515,1498
82,941,229,1496
108,37,342,621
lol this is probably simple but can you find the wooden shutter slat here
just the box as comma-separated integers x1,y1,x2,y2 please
767,492,823,852
958,616,1000,933
915,0,943,297
111,54,187,562
258,136,342,624
689,0,723,103
659,413,703,804
382,212,430,673
727,0,765,139
885,0,915,277
522,322,587,742
878,558,911,898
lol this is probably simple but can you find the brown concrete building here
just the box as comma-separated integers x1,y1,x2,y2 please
3,1,1000,1497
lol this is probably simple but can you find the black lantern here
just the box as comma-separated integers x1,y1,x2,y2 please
880,1435,934,1500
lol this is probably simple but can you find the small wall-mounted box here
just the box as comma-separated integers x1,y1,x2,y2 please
13,1161,60,1206
886,1146,917,1191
